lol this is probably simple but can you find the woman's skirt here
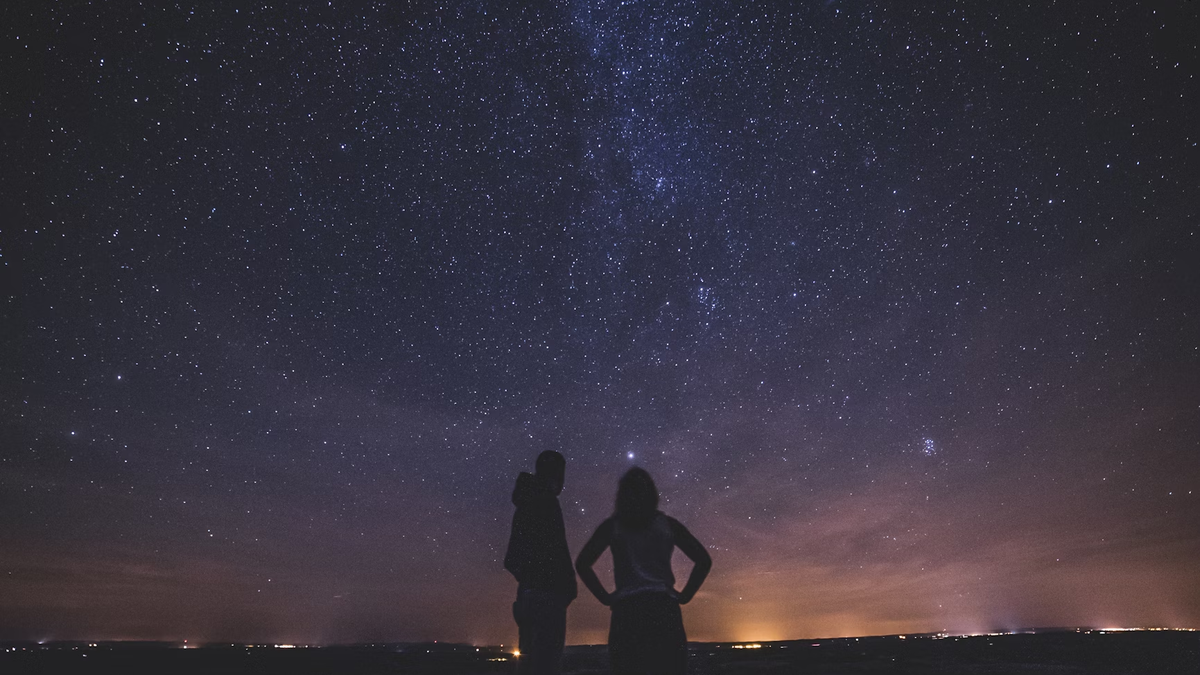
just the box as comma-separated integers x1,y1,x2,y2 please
609,592,687,675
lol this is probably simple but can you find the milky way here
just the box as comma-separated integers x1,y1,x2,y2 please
2,1,1197,644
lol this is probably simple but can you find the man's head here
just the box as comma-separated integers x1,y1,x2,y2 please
535,450,566,495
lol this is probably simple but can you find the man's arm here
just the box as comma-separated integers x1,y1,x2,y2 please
574,519,614,606
669,518,711,605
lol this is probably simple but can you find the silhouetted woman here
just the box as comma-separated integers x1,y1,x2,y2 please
575,467,712,675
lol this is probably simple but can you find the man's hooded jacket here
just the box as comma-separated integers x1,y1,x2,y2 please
504,472,578,600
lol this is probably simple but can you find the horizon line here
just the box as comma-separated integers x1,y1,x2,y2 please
5,625,1197,648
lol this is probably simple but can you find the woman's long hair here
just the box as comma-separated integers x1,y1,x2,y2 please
615,467,659,529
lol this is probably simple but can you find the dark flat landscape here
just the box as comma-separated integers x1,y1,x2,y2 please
3,631,1197,675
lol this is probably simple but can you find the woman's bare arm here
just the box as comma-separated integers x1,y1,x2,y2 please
575,519,614,605
669,518,711,604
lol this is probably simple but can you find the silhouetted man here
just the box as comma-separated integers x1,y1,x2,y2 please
504,450,577,675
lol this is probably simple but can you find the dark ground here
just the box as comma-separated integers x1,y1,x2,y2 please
2,631,1197,674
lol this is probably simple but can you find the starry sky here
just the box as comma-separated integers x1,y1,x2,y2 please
2,0,1198,646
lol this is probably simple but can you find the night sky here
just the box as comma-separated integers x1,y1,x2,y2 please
3,1,1198,646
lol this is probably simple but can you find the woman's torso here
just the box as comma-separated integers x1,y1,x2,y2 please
610,512,676,600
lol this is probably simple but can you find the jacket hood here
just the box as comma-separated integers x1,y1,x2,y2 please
512,471,556,506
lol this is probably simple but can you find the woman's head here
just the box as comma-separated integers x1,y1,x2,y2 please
615,467,659,528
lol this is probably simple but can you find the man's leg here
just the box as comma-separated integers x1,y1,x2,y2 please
536,594,567,674
514,592,534,675
518,590,567,675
